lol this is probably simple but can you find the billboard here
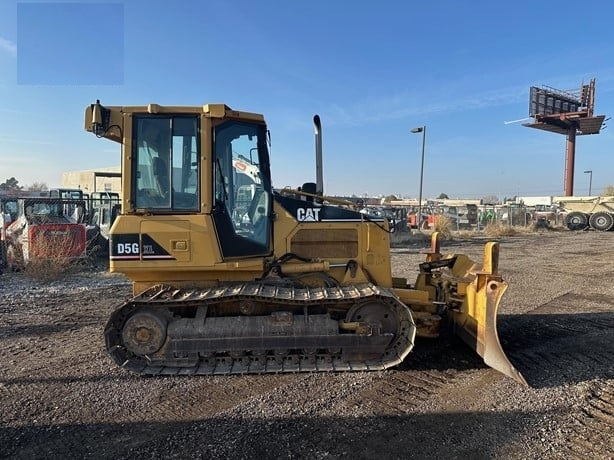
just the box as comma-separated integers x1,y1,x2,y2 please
529,86,581,117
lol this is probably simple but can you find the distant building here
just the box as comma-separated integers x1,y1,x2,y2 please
515,196,552,206
61,166,121,194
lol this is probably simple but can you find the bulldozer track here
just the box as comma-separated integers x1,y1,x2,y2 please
504,318,614,387
105,282,416,376
99,374,306,424
497,292,614,457
326,368,461,416
503,307,613,344
557,382,614,459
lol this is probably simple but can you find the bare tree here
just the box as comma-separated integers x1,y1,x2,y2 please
481,194,499,205
383,194,398,203
602,185,614,196
27,182,49,192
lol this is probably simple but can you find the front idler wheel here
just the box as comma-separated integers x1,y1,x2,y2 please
344,300,401,361
346,301,400,337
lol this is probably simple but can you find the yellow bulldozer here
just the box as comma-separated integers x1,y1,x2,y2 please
84,101,525,384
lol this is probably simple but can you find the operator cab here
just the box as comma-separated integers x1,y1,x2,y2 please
130,111,273,260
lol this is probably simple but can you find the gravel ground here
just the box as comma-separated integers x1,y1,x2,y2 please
1,230,613,459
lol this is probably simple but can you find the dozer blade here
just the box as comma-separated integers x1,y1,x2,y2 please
445,240,527,386
451,242,527,385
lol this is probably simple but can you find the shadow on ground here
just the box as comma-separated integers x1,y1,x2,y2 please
1,409,544,460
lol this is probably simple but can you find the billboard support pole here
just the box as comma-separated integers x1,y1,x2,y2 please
564,127,576,196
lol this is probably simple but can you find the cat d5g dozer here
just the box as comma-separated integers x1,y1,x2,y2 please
85,101,525,385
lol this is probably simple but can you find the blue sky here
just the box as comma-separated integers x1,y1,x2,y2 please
0,0,613,199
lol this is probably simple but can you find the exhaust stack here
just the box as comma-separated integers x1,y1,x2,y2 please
314,115,323,196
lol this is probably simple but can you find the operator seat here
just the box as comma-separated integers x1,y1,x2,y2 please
152,157,170,198
247,188,268,245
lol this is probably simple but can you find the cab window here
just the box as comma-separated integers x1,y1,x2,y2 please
133,116,199,211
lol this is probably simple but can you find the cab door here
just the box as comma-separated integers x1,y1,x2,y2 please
211,120,272,259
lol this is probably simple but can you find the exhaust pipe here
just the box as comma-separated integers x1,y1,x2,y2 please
314,115,323,196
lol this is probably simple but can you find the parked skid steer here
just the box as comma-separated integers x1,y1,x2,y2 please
4,197,88,271
85,101,525,385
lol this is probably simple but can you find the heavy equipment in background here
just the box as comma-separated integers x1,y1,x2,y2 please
87,191,121,253
406,201,478,230
84,100,525,385
1,191,120,269
424,204,478,230
556,195,614,231
531,204,558,226
4,197,88,271
46,188,122,250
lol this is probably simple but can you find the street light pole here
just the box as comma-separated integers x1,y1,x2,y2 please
411,126,426,230
584,170,592,195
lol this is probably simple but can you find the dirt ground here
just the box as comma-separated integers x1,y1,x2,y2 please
1,231,613,459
